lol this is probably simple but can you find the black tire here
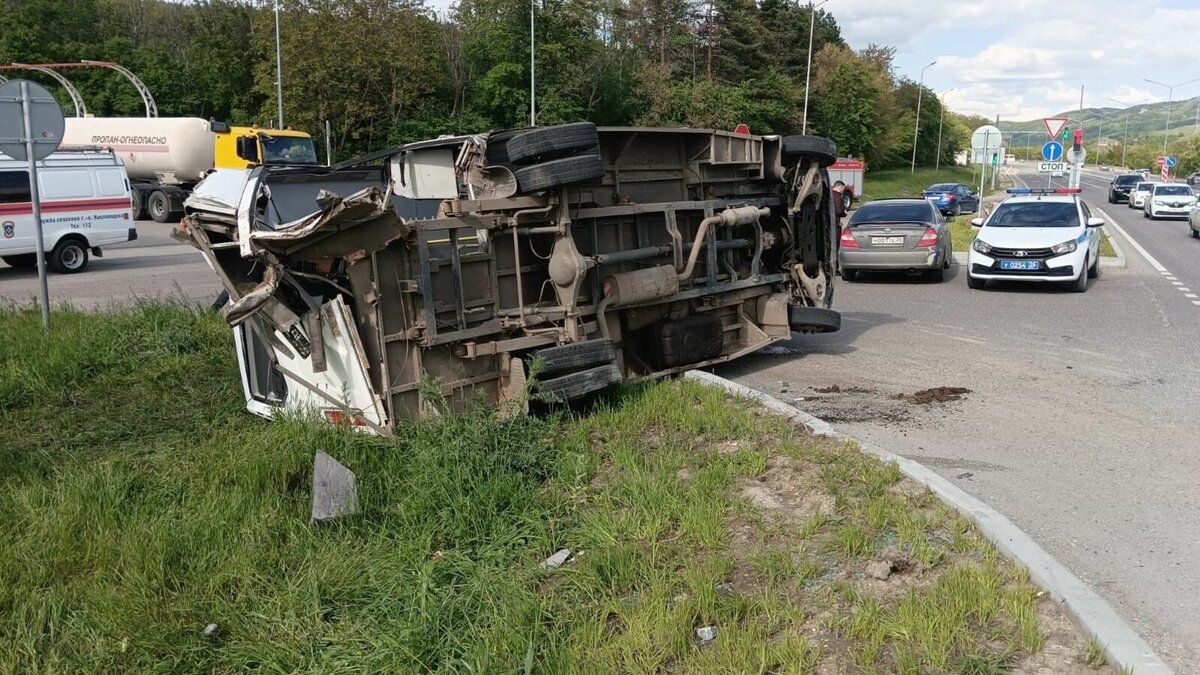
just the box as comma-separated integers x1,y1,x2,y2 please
842,190,853,212
1108,192,1115,204
130,189,146,220
1071,258,1088,292
49,238,88,274
506,123,599,165
967,274,985,290
515,154,604,193
539,364,622,401
1145,210,1152,220
1191,227,1199,239
148,191,172,223
211,290,230,312
788,306,841,333
927,265,945,282
781,135,837,167
840,267,857,282
530,338,616,378
1088,255,1100,279
2,253,38,269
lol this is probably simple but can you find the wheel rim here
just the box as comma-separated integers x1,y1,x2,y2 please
61,245,84,269
151,198,166,219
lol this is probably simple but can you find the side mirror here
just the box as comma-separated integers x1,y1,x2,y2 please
970,217,984,229
1086,217,1105,228
236,136,260,164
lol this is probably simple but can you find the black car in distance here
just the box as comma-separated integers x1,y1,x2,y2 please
1108,173,1142,203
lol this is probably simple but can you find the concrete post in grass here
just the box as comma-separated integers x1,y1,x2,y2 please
311,451,357,523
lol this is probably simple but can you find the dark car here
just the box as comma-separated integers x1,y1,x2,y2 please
921,183,980,216
1108,173,1142,203
1187,172,1200,192
838,198,953,282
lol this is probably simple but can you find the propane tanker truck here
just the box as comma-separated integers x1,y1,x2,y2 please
61,117,319,222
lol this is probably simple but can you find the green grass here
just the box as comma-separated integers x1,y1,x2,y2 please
0,304,1070,673
1078,636,1109,668
861,166,1003,203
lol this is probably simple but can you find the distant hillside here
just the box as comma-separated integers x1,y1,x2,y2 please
997,96,1200,148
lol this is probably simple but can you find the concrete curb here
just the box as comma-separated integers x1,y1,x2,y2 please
683,370,1173,675
1094,208,1129,269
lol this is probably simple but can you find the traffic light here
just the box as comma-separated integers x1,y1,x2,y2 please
1062,128,1070,144
1073,128,1083,151
991,152,998,167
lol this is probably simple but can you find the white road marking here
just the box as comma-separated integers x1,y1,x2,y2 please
1194,300,1200,306
1186,294,1198,299
1172,281,1184,286
1096,209,1168,273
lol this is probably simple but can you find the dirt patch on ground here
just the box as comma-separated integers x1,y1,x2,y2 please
1014,595,1104,674
811,384,872,394
894,386,972,405
740,455,836,519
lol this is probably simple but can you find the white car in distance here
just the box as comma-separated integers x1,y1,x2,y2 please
1128,181,1156,209
967,188,1102,293
1143,183,1197,220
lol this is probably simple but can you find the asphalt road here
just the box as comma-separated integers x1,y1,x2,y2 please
722,164,1200,669
0,220,222,309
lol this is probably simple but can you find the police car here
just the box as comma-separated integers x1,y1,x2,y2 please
966,188,1103,292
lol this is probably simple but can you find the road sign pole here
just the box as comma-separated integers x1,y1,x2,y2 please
979,131,988,200
20,81,50,329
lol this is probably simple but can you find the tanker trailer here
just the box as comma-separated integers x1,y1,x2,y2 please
62,117,318,222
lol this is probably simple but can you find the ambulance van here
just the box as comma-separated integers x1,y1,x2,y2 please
0,150,136,273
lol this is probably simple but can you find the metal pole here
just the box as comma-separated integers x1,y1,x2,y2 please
529,0,536,126
801,0,828,135
934,87,953,172
910,60,934,174
274,0,284,127
1096,116,1103,166
1163,86,1172,155
324,119,332,166
1122,114,1129,167
979,130,988,197
20,81,51,329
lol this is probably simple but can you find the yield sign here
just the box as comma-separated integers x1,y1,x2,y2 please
1043,117,1068,139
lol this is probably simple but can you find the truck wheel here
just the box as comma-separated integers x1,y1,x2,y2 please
529,338,617,378
130,189,146,220
2,254,38,269
506,123,599,165
788,306,841,333
781,135,837,167
515,154,604,193
49,238,88,274
842,190,853,212
147,191,172,223
538,364,622,401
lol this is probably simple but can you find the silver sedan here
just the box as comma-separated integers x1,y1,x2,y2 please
838,198,954,282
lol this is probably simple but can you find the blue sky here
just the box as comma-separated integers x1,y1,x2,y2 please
835,0,1200,121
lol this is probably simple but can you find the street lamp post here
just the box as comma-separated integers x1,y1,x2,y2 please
934,87,954,171
1143,77,1200,155
1108,97,1150,168
274,0,284,127
801,0,830,135
909,60,936,174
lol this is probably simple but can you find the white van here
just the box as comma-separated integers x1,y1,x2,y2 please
0,150,136,273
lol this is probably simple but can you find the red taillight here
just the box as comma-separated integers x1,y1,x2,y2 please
916,227,939,248
840,227,859,248
324,409,367,427
943,192,955,201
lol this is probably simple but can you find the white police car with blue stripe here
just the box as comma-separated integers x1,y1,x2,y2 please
966,188,1103,292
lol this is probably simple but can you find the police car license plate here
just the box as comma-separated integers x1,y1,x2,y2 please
1000,260,1040,270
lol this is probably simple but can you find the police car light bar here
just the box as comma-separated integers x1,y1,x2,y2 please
1006,188,1082,194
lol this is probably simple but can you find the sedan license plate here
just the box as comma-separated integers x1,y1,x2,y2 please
999,259,1040,271
871,236,904,245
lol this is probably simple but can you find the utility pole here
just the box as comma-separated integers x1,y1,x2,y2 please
934,87,954,171
530,0,536,126
274,0,284,127
909,60,935,174
801,0,830,135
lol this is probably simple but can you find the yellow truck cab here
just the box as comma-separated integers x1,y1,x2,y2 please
212,123,319,170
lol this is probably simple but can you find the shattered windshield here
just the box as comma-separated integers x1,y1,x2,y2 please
261,136,319,165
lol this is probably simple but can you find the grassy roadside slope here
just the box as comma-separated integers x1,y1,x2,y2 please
0,305,1108,673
